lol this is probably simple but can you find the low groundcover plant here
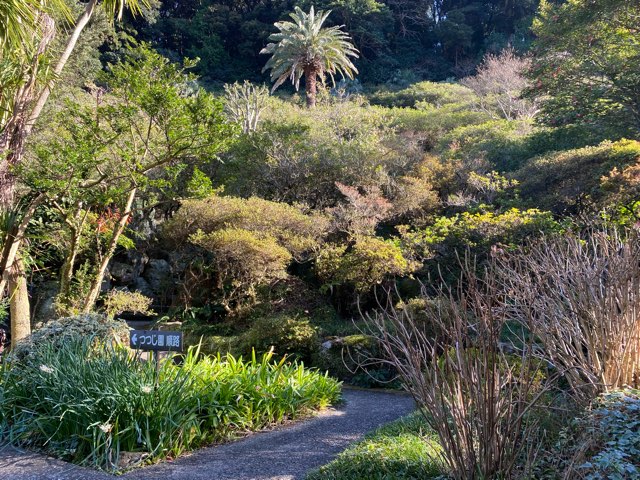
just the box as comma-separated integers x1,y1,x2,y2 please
0,336,341,473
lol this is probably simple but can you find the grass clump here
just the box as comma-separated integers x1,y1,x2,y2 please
0,336,340,473
306,412,443,480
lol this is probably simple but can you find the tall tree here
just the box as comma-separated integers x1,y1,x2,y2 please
0,0,146,346
260,6,359,108
529,0,640,134
19,46,233,314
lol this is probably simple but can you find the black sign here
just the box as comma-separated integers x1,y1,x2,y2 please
130,330,183,352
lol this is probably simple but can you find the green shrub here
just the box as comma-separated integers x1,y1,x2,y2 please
102,290,155,319
437,119,528,171
0,336,341,473
537,389,640,479
306,412,443,479
400,208,562,262
164,195,328,311
239,314,319,362
164,195,327,259
515,139,640,213
386,105,491,152
10,313,130,361
220,98,401,207
190,228,292,309
370,81,477,108
316,237,418,293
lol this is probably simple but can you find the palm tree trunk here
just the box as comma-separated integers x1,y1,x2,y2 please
304,66,318,108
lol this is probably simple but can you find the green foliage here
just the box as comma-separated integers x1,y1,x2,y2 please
221,98,402,207
529,0,640,135
538,389,640,479
515,139,640,213
0,337,341,472
101,290,155,319
400,208,562,263
190,228,292,309
8,313,130,361
165,195,327,259
20,45,233,312
260,6,358,97
306,412,443,479
316,236,417,292
437,119,528,171
370,81,477,109
239,314,319,362
186,167,220,199
164,195,327,310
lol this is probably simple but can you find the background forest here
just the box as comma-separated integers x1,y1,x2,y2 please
1,0,640,477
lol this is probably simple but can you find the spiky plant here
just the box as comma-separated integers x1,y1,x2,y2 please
260,6,358,108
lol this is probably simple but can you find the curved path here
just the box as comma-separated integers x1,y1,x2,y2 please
0,388,415,480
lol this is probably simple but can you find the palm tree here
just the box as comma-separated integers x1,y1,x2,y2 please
260,6,358,108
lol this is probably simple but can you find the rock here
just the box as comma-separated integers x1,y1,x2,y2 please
132,277,155,298
143,259,172,293
109,261,137,286
32,281,60,323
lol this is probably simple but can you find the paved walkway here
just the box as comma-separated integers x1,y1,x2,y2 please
0,388,415,480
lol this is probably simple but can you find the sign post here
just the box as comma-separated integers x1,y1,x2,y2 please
129,330,183,385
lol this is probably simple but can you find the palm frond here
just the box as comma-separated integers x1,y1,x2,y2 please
261,6,359,93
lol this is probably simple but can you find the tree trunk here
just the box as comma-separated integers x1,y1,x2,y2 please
0,193,46,296
304,66,318,108
9,257,30,348
81,187,137,313
24,0,98,140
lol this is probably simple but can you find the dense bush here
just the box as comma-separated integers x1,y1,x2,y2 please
437,119,530,171
219,99,409,207
538,389,640,479
190,228,292,310
164,195,327,258
164,195,328,311
9,314,129,360
387,105,491,153
316,236,417,293
239,314,319,363
399,208,562,264
0,337,341,472
306,412,443,480
369,81,477,109
515,139,640,213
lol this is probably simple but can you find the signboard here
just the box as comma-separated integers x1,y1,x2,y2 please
130,330,183,352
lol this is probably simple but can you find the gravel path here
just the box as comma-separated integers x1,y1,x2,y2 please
0,388,414,480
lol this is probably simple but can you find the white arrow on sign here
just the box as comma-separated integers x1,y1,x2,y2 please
132,333,138,345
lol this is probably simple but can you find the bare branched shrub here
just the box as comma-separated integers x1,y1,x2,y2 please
223,81,269,133
330,182,393,236
497,230,640,401
364,260,548,479
462,49,538,121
